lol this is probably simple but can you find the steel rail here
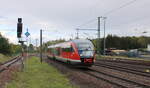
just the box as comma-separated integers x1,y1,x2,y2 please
94,62,150,77
0,56,21,73
85,68,150,88
97,59,150,66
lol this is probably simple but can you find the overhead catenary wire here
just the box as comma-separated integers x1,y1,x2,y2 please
77,18,96,28
103,0,138,16
75,0,139,53
77,0,139,28
108,14,150,28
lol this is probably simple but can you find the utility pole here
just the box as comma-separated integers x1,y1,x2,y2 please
76,28,97,39
27,36,28,58
29,37,31,45
25,28,30,58
103,17,107,55
35,39,38,48
35,39,38,55
76,29,79,39
97,17,102,55
40,29,42,63
70,34,73,40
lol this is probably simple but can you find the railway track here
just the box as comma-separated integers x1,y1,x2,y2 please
97,59,150,66
95,61,150,77
46,58,150,88
0,56,21,73
94,62,150,77
97,59,150,69
82,68,150,88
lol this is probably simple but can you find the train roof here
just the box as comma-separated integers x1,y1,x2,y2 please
70,39,92,44
48,39,93,48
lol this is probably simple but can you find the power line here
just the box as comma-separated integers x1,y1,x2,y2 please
77,0,138,28
110,15,150,28
104,0,138,16
77,18,96,28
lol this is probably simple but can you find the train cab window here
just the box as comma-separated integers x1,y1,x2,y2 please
77,43,94,51
70,46,74,52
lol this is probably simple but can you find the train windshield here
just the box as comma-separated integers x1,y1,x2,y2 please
77,42,94,57
77,43,94,51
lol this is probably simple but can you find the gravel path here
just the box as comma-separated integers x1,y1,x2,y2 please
0,59,22,88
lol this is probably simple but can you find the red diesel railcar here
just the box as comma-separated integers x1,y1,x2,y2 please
47,39,96,67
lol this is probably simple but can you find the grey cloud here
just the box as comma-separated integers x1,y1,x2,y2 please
0,0,150,43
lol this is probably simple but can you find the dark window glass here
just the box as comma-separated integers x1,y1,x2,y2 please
62,46,74,52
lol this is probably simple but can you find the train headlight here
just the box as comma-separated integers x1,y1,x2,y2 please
80,54,83,56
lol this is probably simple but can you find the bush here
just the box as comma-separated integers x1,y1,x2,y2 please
0,34,12,55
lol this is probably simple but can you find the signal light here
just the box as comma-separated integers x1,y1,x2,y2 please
17,18,22,38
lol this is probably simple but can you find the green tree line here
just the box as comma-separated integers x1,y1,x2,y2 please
0,33,22,55
44,35,150,52
93,35,150,52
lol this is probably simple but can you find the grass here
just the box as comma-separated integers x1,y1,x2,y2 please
0,53,11,63
5,56,77,88
97,55,150,62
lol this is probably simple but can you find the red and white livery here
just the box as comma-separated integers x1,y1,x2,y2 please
47,39,96,67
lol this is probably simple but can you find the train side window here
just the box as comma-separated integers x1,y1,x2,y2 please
62,48,69,52
62,46,74,52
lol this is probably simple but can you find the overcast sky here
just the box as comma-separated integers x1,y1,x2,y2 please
0,0,150,45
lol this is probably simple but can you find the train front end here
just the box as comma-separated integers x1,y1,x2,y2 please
73,39,95,66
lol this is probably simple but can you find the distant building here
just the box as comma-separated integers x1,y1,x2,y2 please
129,49,138,53
147,44,150,51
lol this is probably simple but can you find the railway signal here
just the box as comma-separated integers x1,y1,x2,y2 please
16,18,25,70
17,18,23,38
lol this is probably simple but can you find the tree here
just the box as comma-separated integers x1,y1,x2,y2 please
101,34,150,50
0,33,12,55
29,44,34,53
11,44,22,54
